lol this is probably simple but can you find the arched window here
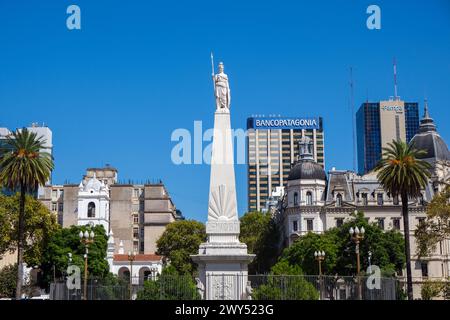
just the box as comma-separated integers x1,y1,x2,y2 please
306,192,313,205
87,202,96,218
336,194,342,207
293,192,298,206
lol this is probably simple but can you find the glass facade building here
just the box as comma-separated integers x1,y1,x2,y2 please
356,100,419,174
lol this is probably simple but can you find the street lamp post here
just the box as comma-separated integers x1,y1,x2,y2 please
79,229,95,300
314,251,326,276
128,251,136,300
314,251,326,300
349,226,365,300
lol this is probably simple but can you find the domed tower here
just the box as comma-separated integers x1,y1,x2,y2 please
410,101,450,191
284,136,326,243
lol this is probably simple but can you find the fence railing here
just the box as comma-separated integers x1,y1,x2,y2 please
50,274,400,300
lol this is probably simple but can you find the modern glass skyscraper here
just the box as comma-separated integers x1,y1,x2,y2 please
247,116,325,212
356,99,419,174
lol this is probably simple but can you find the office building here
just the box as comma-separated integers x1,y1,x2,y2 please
247,116,325,212
356,99,419,174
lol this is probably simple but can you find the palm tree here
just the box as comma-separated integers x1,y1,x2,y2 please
375,140,431,300
0,128,53,299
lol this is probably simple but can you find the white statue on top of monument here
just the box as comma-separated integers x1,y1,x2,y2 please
212,61,231,111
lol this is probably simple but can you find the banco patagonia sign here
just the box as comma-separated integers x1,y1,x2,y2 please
381,105,403,112
249,117,321,130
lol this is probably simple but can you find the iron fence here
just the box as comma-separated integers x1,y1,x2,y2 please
50,274,400,300
248,275,398,300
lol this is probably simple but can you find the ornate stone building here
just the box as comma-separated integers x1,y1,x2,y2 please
276,106,450,298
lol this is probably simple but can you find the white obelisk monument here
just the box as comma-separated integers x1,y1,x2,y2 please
191,60,254,300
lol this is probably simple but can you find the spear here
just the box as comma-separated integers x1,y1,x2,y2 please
211,52,215,77
211,52,216,101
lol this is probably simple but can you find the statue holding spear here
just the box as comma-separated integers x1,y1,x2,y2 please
211,53,231,110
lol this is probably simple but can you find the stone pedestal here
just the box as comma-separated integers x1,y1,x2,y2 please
192,107,254,300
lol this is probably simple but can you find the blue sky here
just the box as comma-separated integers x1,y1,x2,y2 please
1,1,449,222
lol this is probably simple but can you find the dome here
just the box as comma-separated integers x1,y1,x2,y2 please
410,133,450,161
83,176,102,192
410,103,450,162
287,159,327,181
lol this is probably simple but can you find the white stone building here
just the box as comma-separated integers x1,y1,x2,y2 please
277,106,450,298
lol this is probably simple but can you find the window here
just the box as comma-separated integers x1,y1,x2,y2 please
133,242,139,253
393,218,401,230
336,218,344,228
377,193,384,205
417,217,425,226
336,194,342,207
52,190,57,199
51,202,57,212
293,220,298,232
87,202,96,218
293,192,298,206
133,228,139,239
418,194,425,206
421,262,428,278
133,214,139,224
58,203,63,212
306,192,313,206
306,219,314,231
393,195,399,205
133,188,141,198
377,218,385,230
362,193,368,206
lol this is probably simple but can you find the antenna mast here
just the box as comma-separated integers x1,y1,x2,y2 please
350,67,356,173
393,57,398,100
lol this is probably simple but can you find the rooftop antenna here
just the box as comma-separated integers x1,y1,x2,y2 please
393,57,398,100
349,67,356,172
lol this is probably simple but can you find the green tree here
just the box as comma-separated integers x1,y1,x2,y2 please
136,265,200,300
280,232,339,276
0,128,54,298
40,224,109,287
375,140,431,299
421,280,444,300
156,220,206,275
280,212,405,276
415,185,450,257
0,194,59,270
0,264,18,298
329,212,405,276
239,211,281,274
252,261,319,300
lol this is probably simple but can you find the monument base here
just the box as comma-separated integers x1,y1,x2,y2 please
191,243,255,300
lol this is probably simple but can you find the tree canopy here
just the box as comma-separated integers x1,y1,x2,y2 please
0,193,60,267
239,211,281,274
40,224,109,286
252,260,319,300
415,185,450,257
136,265,200,300
280,212,405,276
0,264,17,298
156,220,206,275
